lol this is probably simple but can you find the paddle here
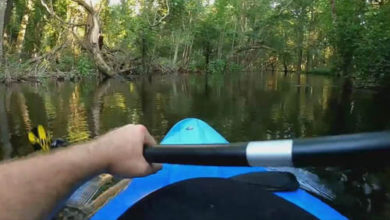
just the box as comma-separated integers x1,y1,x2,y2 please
28,125,51,152
144,131,390,167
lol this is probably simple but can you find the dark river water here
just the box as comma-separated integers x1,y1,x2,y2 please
1,72,390,219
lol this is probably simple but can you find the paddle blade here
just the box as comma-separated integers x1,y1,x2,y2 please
39,125,50,152
38,125,47,140
28,125,51,152
28,132,38,144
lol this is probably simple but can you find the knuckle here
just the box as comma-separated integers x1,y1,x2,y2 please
136,124,147,133
121,124,135,132
125,124,136,128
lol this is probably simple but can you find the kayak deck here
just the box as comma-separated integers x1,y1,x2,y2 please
92,118,346,220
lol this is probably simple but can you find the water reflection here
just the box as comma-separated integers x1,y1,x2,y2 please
0,86,12,159
1,72,390,218
67,85,90,143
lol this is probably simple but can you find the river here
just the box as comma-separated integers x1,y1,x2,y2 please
1,72,390,219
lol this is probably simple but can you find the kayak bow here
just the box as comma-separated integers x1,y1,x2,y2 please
92,118,347,220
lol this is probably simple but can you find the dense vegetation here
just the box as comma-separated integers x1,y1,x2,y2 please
0,0,389,86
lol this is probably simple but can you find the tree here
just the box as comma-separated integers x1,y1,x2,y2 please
40,0,124,78
0,0,7,61
15,0,32,55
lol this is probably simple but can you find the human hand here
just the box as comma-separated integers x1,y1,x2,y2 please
95,124,162,178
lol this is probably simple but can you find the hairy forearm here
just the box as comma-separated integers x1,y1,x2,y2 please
0,140,107,220
0,124,161,220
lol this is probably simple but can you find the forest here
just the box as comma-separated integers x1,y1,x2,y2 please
0,0,389,87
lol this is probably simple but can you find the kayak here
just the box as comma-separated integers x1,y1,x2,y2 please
92,118,347,220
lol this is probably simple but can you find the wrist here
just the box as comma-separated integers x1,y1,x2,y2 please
77,138,110,174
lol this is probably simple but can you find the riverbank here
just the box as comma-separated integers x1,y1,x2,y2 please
0,61,197,84
1,66,388,92
0,66,97,83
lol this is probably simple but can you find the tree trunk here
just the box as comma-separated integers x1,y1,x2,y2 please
85,10,115,77
173,41,179,65
39,0,116,78
218,29,224,60
330,0,336,21
141,31,148,74
296,13,304,73
4,0,12,29
204,42,211,71
15,0,32,55
231,21,237,56
2,0,13,49
297,26,304,73
305,6,314,72
186,38,193,66
181,43,187,65
0,0,6,61
305,50,310,72
283,60,288,76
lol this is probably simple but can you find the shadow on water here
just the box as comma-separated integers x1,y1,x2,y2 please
1,72,390,219
0,85,12,159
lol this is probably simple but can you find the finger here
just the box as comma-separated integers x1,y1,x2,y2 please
143,128,157,147
142,132,160,168
151,163,163,172
137,162,161,176
145,163,162,175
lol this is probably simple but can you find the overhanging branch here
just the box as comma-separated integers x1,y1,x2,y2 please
40,0,85,26
71,0,94,14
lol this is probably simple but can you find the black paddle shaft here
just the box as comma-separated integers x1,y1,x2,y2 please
293,131,390,167
144,131,390,167
144,143,249,166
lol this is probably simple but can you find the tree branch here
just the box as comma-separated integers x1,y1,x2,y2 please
150,0,170,27
236,45,275,53
277,0,293,16
25,43,67,65
40,0,85,26
40,0,89,50
71,0,94,14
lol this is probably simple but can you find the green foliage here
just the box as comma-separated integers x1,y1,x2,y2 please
57,52,75,73
5,0,27,49
22,1,47,56
209,59,227,74
188,58,204,72
76,55,94,76
56,51,94,77
1,0,390,87
353,4,390,82
228,62,243,72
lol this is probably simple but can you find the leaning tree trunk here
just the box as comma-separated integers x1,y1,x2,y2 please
83,6,115,78
41,0,170,78
41,0,116,78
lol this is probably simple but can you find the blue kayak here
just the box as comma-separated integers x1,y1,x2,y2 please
92,118,347,220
